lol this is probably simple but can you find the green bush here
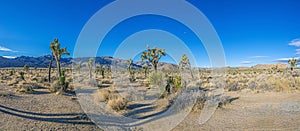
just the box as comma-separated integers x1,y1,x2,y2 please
174,76,182,89
149,72,163,86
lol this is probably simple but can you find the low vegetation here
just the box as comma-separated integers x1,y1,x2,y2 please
1,43,300,121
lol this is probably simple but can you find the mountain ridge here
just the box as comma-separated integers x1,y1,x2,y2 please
0,55,178,70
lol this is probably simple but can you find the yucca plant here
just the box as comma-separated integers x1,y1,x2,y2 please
24,64,29,72
19,71,25,81
95,65,105,78
288,58,298,71
49,38,70,80
101,66,105,78
75,62,82,73
179,54,194,78
87,58,94,79
128,59,135,82
9,70,14,76
143,65,149,78
141,45,166,72
59,70,68,91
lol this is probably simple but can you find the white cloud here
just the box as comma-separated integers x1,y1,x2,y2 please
274,57,300,63
2,56,16,59
240,61,253,64
296,49,300,55
0,46,13,52
289,39,300,47
249,56,269,58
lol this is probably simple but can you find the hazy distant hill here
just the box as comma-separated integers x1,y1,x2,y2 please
252,63,288,70
0,55,179,70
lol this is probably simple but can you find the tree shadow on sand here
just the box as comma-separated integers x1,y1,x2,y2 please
0,104,95,125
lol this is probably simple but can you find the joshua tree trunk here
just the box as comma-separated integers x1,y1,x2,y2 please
153,61,158,72
89,68,92,79
56,60,61,77
48,55,54,82
190,68,194,79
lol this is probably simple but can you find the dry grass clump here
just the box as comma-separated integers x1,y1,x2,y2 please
16,83,37,93
192,94,206,112
224,70,300,92
7,78,19,86
107,97,127,111
94,89,111,102
94,88,128,112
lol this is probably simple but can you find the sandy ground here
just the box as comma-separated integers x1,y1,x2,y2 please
0,84,100,131
1,82,300,130
173,91,300,130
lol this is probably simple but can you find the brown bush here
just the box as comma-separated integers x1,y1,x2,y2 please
107,97,127,111
94,89,111,102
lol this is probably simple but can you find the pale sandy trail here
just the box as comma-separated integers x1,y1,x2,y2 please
0,85,100,130
173,92,300,130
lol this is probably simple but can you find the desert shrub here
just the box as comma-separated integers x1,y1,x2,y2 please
9,70,14,76
174,76,182,89
249,81,257,90
94,89,127,111
167,76,174,84
102,80,113,84
108,97,127,111
17,83,35,93
37,77,47,83
7,79,19,86
50,70,69,93
149,72,164,86
228,82,239,91
192,93,206,112
19,72,25,80
31,77,38,82
94,89,128,111
259,83,271,91
50,81,60,93
94,89,111,102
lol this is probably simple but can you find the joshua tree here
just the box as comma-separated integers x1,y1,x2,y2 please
101,66,105,78
288,58,298,71
75,62,82,73
141,46,166,72
49,38,70,79
271,65,278,73
95,65,101,75
143,65,149,78
19,71,25,81
59,69,69,91
48,54,54,82
87,58,94,79
179,54,194,78
95,65,105,78
128,59,133,72
23,64,29,72
128,59,135,82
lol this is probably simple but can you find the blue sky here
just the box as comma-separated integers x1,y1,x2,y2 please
0,0,300,67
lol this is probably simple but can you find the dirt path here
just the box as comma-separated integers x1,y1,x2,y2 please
173,91,300,130
0,84,100,130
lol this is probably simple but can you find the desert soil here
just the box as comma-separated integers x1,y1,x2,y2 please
1,82,300,130
0,84,100,131
173,90,300,130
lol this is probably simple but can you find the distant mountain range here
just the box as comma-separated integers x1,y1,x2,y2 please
0,55,62,68
0,55,290,70
0,55,178,70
